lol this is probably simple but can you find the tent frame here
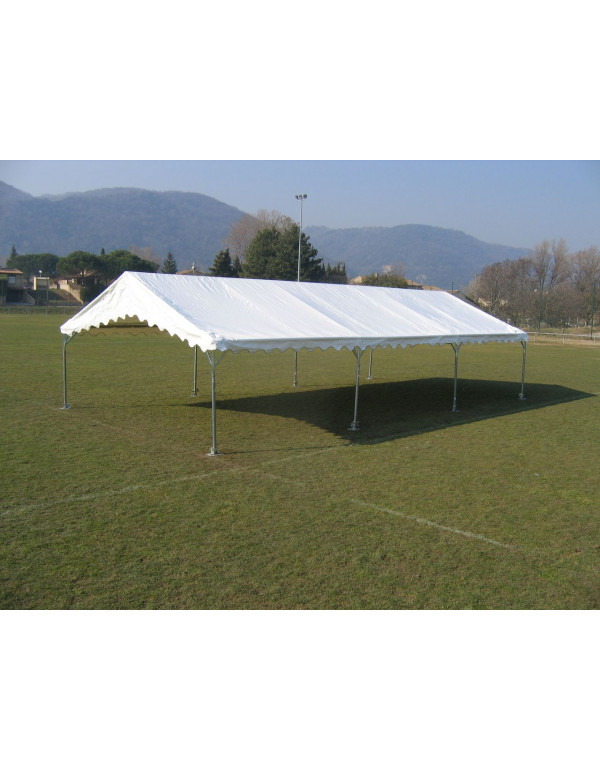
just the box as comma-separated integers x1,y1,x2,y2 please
61,333,74,410
519,340,527,400
59,273,530,454
61,333,528,455
61,334,527,450
206,350,227,456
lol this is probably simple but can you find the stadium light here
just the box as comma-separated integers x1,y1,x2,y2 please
293,194,307,387
295,194,307,282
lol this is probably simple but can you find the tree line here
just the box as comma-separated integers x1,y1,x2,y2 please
5,209,412,303
209,211,347,283
469,240,600,330
5,248,178,301
5,210,348,292
6,248,167,280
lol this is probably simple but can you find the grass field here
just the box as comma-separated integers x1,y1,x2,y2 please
1,313,599,609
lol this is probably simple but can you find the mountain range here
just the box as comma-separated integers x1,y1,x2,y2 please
0,181,529,288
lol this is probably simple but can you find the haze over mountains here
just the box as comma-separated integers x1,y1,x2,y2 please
0,181,529,288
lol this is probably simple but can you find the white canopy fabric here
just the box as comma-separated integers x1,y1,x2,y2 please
60,272,527,351
60,272,529,454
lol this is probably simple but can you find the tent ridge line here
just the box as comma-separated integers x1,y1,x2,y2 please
59,273,529,454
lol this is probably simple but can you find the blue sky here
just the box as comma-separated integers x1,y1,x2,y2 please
3,3,598,253
1,159,598,252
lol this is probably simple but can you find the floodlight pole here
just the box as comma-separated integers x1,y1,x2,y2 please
293,193,307,387
295,193,307,282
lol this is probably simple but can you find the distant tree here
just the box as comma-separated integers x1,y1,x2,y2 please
383,261,406,278
225,214,261,261
103,250,158,281
232,256,242,277
161,251,178,274
280,223,324,282
530,239,571,329
56,249,158,286
475,260,510,318
323,262,347,284
472,240,586,327
503,257,536,326
6,252,59,278
10,245,17,260
80,283,105,303
571,247,600,327
209,248,236,277
241,227,280,279
544,281,581,328
241,223,323,282
360,272,408,288
225,210,295,261
56,251,102,277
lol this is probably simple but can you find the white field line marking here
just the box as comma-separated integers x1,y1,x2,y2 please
0,471,221,518
0,446,339,518
256,471,306,487
352,500,515,549
260,445,342,466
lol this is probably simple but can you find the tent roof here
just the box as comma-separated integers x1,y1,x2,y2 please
60,272,527,353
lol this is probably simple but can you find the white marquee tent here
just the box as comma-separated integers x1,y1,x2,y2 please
60,272,528,454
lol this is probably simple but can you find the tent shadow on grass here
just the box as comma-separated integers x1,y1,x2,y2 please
189,378,595,446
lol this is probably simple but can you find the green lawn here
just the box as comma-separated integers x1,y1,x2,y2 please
1,313,599,609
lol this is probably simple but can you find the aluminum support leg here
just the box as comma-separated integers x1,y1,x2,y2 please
451,343,461,412
61,334,72,409
367,348,374,380
191,345,198,396
350,347,364,431
519,340,527,400
205,350,226,456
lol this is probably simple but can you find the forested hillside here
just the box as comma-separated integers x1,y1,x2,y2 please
308,224,529,289
1,181,530,287
0,183,246,272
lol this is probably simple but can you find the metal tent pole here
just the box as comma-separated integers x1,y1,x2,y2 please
61,334,73,410
350,347,364,431
293,350,298,387
451,343,461,412
205,350,226,456
191,345,198,396
519,340,527,400
367,348,374,380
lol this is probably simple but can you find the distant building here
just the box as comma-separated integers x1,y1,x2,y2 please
33,276,50,290
349,275,432,290
0,268,26,304
178,263,205,276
